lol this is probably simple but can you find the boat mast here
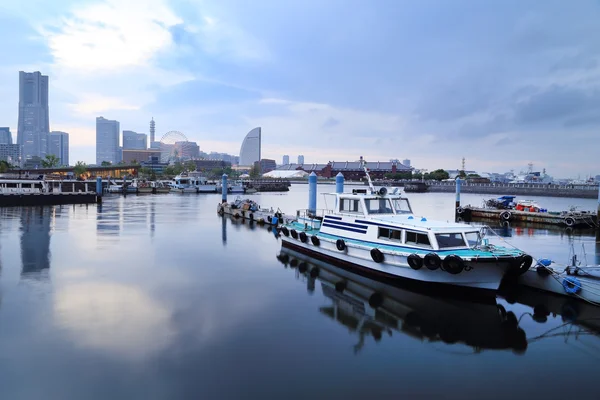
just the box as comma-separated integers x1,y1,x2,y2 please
360,157,376,194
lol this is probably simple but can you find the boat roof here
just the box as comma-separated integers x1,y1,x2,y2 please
364,214,479,233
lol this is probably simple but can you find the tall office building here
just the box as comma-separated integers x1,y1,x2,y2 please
0,127,13,144
282,155,289,165
402,159,411,167
96,117,120,165
0,144,21,165
123,130,147,150
48,131,69,166
298,155,304,165
239,127,261,167
17,71,49,160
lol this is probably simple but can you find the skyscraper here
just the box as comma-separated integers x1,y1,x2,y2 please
48,131,69,166
96,117,120,165
298,155,304,165
0,127,12,144
282,155,289,165
239,127,261,167
17,71,49,160
123,130,147,150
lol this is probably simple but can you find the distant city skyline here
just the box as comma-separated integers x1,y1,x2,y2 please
0,1,598,177
96,116,120,165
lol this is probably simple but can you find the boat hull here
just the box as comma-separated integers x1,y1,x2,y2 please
281,235,515,292
517,268,600,304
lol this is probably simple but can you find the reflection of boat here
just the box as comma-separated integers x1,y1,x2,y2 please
277,248,528,354
279,159,530,293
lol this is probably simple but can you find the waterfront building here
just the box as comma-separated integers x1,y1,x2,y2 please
140,156,168,174
96,117,120,165
193,159,232,172
17,71,49,160
123,130,147,150
239,127,261,167
259,159,277,173
283,155,289,165
298,155,304,165
403,159,411,167
0,144,22,166
122,149,161,164
48,131,69,166
0,127,13,144
175,141,200,160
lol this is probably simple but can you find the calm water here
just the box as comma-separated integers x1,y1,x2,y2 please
0,185,599,399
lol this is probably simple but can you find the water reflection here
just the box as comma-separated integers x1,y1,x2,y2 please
96,202,120,238
20,207,51,279
276,248,528,354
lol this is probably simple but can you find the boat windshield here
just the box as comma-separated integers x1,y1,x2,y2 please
392,198,412,214
364,198,394,214
435,233,467,249
464,232,480,248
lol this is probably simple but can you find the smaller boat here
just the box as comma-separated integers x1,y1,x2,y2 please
217,197,289,225
132,179,153,194
170,174,198,193
151,181,171,194
516,246,600,305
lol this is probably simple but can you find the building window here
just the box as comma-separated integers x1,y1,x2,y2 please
405,231,431,247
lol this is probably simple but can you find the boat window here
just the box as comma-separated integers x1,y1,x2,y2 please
364,198,394,214
435,233,467,248
378,227,402,241
465,232,480,247
405,231,431,247
392,198,412,214
340,199,363,214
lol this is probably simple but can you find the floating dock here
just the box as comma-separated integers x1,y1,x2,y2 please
458,206,597,227
0,192,97,206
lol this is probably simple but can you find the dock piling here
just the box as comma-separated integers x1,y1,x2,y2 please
335,172,344,194
597,185,600,229
222,174,228,203
96,176,102,203
308,172,317,214
455,177,461,210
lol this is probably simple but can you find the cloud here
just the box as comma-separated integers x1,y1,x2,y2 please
38,0,181,71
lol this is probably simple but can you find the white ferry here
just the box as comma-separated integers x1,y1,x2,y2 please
170,174,199,193
278,161,533,293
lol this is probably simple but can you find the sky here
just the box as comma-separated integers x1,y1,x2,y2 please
0,0,599,178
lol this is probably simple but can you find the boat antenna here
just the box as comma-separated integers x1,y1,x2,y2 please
361,157,376,194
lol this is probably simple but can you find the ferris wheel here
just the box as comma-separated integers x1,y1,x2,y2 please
159,131,193,163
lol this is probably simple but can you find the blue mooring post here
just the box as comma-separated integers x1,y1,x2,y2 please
335,172,344,194
308,172,317,214
597,184,600,229
96,176,102,203
455,177,461,210
222,174,228,203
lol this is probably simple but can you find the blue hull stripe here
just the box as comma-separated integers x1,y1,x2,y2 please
322,219,369,230
323,215,342,221
322,223,367,234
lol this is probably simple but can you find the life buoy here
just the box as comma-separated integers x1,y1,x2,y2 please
423,253,441,270
370,248,384,263
500,211,512,221
290,229,298,239
562,276,581,294
456,206,464,215
311,235,320,246
299,232,308,243
442,255,465,275
336,239,346,251
281,226,289,236
564,217,575,227
407,254,423,270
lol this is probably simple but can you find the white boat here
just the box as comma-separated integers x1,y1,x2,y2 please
217,197,291,225
278,160,532,294
169,174,199,193
217,180,246,194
